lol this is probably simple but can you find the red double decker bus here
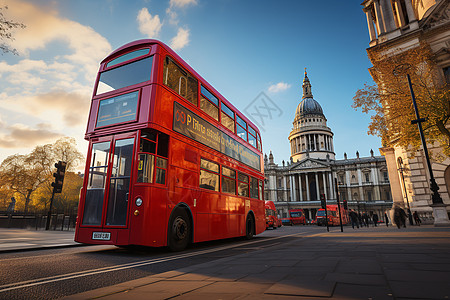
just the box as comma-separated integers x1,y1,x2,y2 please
75,40,265,251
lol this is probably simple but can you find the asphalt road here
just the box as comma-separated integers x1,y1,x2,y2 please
0,225,312,300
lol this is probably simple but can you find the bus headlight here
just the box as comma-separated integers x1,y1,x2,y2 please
135,197,143,207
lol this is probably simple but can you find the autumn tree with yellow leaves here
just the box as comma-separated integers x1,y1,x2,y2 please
0,137,84,213
352,43,450,158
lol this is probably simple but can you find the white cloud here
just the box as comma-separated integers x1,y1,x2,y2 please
137,7,163,38
170,27,190,50
166,0,198,25
6,0,111,82
0,0,110,161
169,0,198,9
268,82,292,93
0,122,62,149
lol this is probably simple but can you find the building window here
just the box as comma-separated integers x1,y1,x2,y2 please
367,190,372,201
443,67,450,84
365,173,370,182
383,171,389,182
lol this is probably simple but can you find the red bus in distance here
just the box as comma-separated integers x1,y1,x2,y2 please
265,201,280,229
316,205,349,226
282,209,306,225
75,40,265,251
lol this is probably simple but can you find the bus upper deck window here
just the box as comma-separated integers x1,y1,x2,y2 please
163,57,198,106
221,103,235,133
97,56,153,95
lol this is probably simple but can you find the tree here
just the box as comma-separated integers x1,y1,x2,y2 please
353,43,450,158
0,137,85,213
0,5,26,55
0,154,49,213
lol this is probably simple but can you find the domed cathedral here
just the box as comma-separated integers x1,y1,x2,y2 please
289,70,335,162
264,70,393,222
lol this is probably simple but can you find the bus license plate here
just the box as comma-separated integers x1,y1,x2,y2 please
92,232,111,240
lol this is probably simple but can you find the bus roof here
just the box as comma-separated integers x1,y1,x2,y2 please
100,39,261,138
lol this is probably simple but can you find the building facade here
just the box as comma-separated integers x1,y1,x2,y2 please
361,0,450,225
264,72,393,221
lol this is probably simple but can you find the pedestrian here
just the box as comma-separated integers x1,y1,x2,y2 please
358,212,363,227
372,213,378,227
394,206,407,229
384,212,389,227
349,209,359,229
413,211,421,226
363,212,370,227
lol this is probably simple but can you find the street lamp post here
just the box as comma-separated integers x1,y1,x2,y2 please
397,157,414,225
404,73,450,226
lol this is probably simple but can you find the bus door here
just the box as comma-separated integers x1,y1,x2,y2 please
81,133,136,239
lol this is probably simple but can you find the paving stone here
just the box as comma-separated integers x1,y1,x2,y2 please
324,272,387,285
336,259,383,274
385,269,450,282
186,281,272,294
98,281,213,300
332,283,394,300
264,279,335,297
390,281,450,299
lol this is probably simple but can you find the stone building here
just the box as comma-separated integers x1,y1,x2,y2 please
361,0,450,225
264,72,393,221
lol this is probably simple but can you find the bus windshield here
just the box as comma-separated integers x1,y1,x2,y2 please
317,210,326,216
96,56,153,95
290,211,303,218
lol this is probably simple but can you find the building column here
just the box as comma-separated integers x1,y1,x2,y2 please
291,174,297,202
380,0,396,32
372,166,381,201
357,168,364,201
392,0,406,27
289,175,293,201
315,172,320,200
329,172,335,199
298,173,303,201
283,176,288,201
322,172,328,199
374,0,386,34
305,173,310,201
404,0,418,25
365,7,377,41
346,170,352,201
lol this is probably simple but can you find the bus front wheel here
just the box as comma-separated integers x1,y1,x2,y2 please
245,215,255,240
168,208,191,251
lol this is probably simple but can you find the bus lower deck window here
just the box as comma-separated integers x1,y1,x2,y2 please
199,158,219,191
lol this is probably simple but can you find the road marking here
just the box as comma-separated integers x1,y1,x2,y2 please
0,232,307,293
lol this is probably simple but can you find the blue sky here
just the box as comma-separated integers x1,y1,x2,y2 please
0,0,380,167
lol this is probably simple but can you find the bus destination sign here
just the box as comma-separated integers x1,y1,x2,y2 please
173,102,261,171
96,91,139,128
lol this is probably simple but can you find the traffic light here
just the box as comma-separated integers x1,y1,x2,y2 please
320,193,326,209
343,199,348,210
51,161,66,194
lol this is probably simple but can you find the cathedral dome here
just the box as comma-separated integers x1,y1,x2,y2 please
295,97,323,117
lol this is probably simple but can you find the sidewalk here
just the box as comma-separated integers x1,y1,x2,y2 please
64,225,450,300
0,228,78,252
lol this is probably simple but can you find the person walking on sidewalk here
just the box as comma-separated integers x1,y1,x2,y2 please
349,209,359,229
394,206,407,229
413,211,421,226
372,213,379,227
384,212,389,227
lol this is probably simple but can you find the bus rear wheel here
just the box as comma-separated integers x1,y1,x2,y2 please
245,215,255,240
168,208,191,251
